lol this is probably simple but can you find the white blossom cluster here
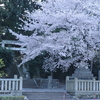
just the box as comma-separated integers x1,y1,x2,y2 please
11,0,100,71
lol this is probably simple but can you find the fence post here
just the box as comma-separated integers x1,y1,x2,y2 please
93,78,96,99
20,76,23,90
48,76,52,89
98,70,100,80
93,78,95,91
14,75,17,79
14,75,19,90
1,80,4,90
75,78,78,91
12,75,17,90
66,76,69,92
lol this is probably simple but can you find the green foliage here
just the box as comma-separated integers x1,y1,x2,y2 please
28,52,51,78
0,96,25,100
0,58,7,77
0,59,5,68
78,94,100,99
0,0,40,39
0,47,14,67
0,47,14,76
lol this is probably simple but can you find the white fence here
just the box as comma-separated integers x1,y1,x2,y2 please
66,76,100,96
0,75,23,96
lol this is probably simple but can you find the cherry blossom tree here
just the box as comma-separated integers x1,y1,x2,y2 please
10,0,100,71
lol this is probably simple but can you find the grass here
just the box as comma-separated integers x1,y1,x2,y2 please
0,96,25,100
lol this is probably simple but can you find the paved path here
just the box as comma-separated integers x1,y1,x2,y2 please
80,99,100,100
22,88,70,100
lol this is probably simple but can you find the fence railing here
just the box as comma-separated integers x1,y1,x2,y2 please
66,76,100,96
0,75,23,96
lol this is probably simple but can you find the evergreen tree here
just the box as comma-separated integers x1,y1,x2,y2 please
0,0,40,39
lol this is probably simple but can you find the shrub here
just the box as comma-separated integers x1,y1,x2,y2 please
0,96,25,100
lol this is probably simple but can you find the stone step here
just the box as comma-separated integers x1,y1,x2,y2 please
72,74,94,77
72,73,93,75
74,71,91,73
23,79,60,89
23,92,63,100
74,71,92,74
22,89,74,100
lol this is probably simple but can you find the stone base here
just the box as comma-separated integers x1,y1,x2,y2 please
70,67,96,80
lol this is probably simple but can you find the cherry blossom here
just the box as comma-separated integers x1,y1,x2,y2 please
11,0,100,70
